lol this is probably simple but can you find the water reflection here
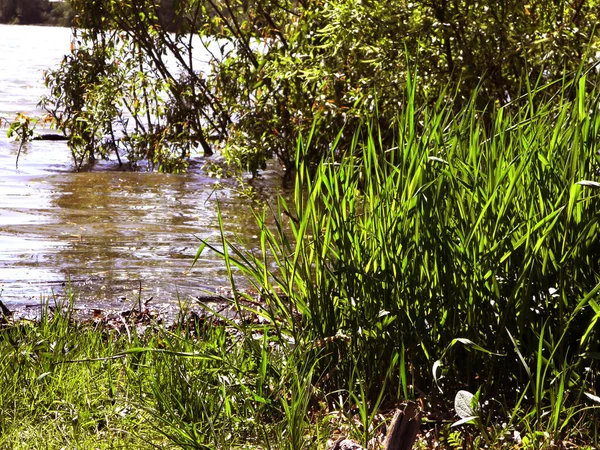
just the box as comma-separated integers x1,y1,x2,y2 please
46,170,251,307
0,158,283,308
0,24,287,309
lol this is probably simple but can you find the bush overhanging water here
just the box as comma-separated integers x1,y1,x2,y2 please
37,0,600,172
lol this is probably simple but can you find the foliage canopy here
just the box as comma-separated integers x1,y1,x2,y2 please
43,0,600,172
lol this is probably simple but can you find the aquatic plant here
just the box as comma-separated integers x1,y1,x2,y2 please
200,69,600,446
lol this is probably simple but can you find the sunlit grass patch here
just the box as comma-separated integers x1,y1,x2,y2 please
202,69,600,447
2,69,600,449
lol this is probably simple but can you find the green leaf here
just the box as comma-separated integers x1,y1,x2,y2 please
576,180,600,188
567,183,582,221
36,372,52,382
454,390,477,419
192,241,207,267
584,392,600,403
449,338,504,356
451,416,478,428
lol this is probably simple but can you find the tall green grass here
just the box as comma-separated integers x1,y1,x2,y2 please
0,295,335,449
2,69,600,448
203,69,600,446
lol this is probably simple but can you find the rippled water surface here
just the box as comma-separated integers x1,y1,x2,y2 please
0,24,284,310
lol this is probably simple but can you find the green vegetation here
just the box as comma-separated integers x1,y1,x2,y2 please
4,0,600,447
197,72,600,447
40,0,600,172
0,295,371,448
5,73,600,447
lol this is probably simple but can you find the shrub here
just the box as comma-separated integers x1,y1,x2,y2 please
43,0,600,172
203,72,600,440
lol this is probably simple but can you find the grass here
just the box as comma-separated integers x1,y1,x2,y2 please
0,292,347,448
199,67,600,447
1,69,600,448
0,298,158,448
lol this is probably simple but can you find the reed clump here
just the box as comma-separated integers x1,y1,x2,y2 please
204,70,600,447
1,71,599,448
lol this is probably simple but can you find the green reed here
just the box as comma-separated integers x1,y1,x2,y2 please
205,68,600,446
2,68,599,448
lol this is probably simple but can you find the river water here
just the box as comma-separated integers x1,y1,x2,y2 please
0,24,284,312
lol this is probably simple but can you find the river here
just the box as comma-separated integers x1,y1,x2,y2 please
0,24,284,314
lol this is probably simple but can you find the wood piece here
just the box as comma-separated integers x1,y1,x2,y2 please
384,402,421,450
32,134,68,141
327,402,421,450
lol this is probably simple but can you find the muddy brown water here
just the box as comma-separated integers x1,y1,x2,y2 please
0,24,287,313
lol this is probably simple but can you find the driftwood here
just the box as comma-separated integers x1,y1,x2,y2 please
32,134,69,141
328,402,421,450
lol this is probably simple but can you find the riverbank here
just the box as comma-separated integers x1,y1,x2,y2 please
0,287,596,449
0,1,184,30
0,0,74,27
0,292,429,449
